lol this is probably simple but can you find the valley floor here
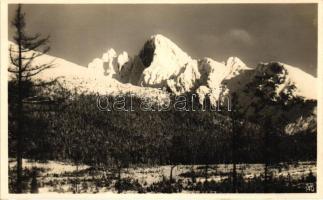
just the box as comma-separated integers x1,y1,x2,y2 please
9,158,316,193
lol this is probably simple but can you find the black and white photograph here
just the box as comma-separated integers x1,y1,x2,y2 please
0,1,321,197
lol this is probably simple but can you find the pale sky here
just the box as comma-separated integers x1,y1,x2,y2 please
8,4,317,76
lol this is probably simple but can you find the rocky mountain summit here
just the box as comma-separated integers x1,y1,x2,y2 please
9,34,317,134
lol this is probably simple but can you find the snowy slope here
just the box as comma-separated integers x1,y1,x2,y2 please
282,63,316,100
8,42,169,103
253,62,317,100
219,61,317,135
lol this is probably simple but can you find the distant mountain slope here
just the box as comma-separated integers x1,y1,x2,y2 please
8,41,169,103
8,34,317,135
87,34,316,102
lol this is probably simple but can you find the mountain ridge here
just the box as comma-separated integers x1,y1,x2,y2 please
86,34,316,102
8,35,317,135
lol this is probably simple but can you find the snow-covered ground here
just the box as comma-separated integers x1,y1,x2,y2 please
9,158,316,193
9,158,89,175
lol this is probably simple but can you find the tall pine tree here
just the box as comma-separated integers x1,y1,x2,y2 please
9,4,54,193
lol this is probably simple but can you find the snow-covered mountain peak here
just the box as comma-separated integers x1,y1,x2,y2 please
85,35,316,102
9,40,317,135
138,34,192,88
255,62,316,100
102,48,117,62
150,33,168,40
279,63,316,100
144,34,192,65
200,57,217,64
150,34,181,47
87,48,133,80
226,57,249,70
225,57,251,79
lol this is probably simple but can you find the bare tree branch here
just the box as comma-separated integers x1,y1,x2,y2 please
9,46,19,67
21,33,41,41
21,46,50,61
22,58,55,73
33,77,61,87
21,63,54,78
22,35,50,51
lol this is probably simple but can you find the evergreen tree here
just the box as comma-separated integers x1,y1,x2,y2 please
9,4,55,193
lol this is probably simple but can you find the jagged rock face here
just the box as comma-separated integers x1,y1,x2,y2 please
196,85,211,105
117,51,131,72
221,61,317,135
219,61,317,108
128,56,146,85
102,48,118,77
84,35,317,135
86,36,253,101
199,58,227,97
134,35,253,100
167,60,200,94
117,51,133,83
225,57,250,78
10,34,318,135
253,62,316,100
88,49,135,82
132,35,260,104
86,35,316,107
139,39,155,67
138,34,193,88
87,34,316,105
285,106,317,134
